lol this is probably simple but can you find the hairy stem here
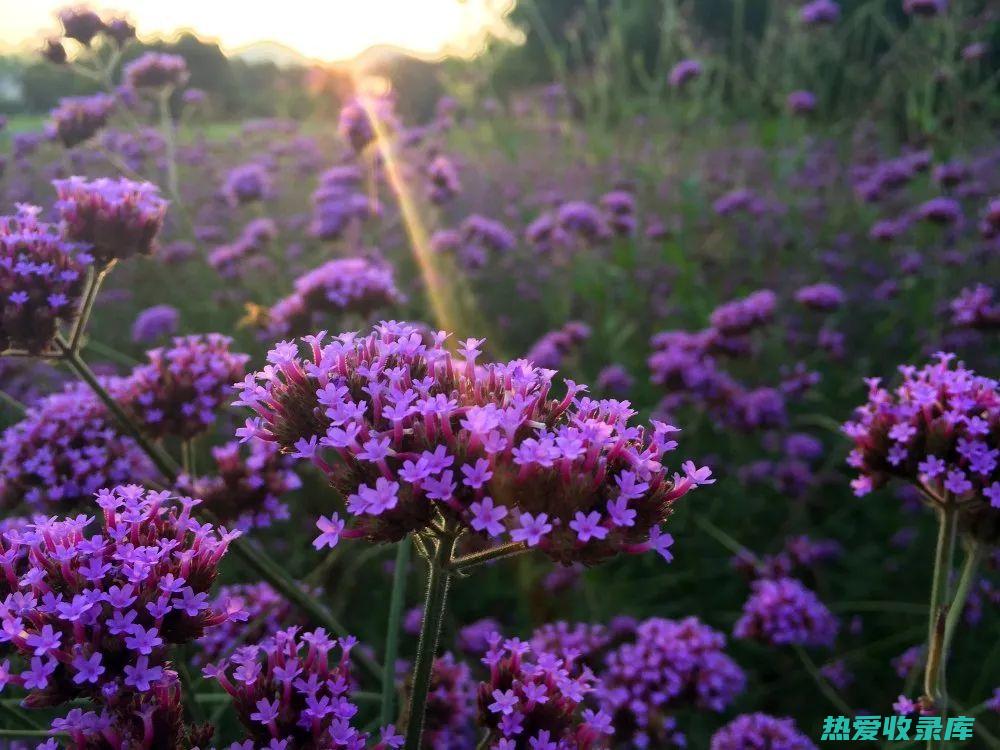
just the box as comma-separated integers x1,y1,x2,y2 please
404,534,458,750
923,505,957,749
450,542,528,572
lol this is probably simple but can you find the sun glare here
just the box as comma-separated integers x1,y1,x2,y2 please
0,0,520,62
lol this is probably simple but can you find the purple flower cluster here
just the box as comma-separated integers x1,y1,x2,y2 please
123,52,190,90
794,283,845,312
0,485,241,746
0,383,154,511
787,90,818,115
131,304,180,343
427,155,461,205
734,577,839,648
800,0,840,25
595,617,745,747
178,439,299,530
1,204,92,354
267,258,402,337
669,59,703,88
54,176,167,267
222,163,272,207
526,321,591,370
842,354,999,533
433,214,518,269
710,713,817,750
49,94,116,148
338,96,396,153
58,6,104,45
595,365,633,397
478,633,613,750
421,653,477,749
208,218,279,278
950,284,999,329
197,583,301,665
236,322,710,565
205,627,387,749
120,333,249,440
309,166,378,241
649,327,787,432
709,290,777,335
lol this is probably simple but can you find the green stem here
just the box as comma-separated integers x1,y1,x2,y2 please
159,89,179,200
0,389,26,417
404,534,458,750
57,335,179,481
938,542,983,710
923,505,958,750
381,537,412,727
793,644,853,716
449,542,528,572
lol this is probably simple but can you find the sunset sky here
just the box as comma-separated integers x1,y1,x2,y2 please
0,1,520,61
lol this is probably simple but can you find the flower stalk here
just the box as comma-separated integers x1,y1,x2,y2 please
404,532,459,750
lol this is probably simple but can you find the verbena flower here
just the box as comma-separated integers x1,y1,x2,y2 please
669,59,703,88
0,485,242,745
787,90,817,115
0,383,154,511
49,94,116,148
131,304,180,343
205,627,377,748
222,163,271,207
54,177,168,267
710,713,817,750
734,577,839,648
0,204,92,355
594,617,745,747
599,191,636,236
596,365,633,397
477,633,613,749
177,439,299,531
419,653,477,749
950,285,1000,329
309,167,378,241
338,96,396,153
58,6,104,46
120,334,249,441
123,52,190,90
208,218,279,278
197,583,303,665
427,155,461,205
800,0,840,25
526,322,590,370
235,321,709,565
102,17,136,46
42,38,68,64
842,353,999,536
794,283,844,311
709,290,776,335
267,259,402,337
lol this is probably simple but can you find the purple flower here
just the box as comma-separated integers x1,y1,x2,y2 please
711,713,817,750
123,52,190,90
267,258,402,337
49,94,116,148
0,382,155,511
669,59,703,88
236,322,705,566
0,204,92,354
119,334,249,440
734,577,839,648
54,176,167,266
131,304,180,343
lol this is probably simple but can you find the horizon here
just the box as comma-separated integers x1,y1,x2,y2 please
0,1,521,63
